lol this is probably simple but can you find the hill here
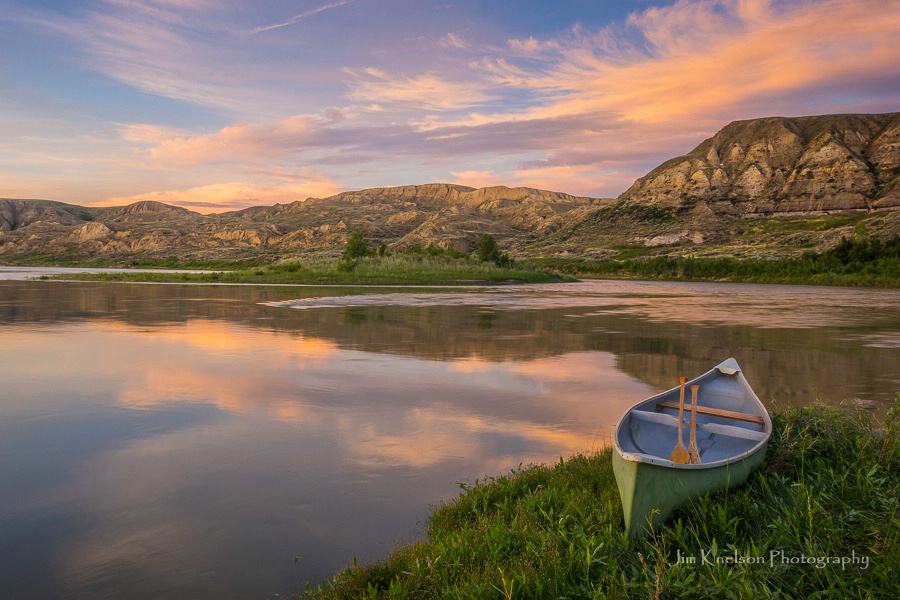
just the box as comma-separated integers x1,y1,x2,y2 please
546,112,900,258
0,186,605,262
2,112,899,263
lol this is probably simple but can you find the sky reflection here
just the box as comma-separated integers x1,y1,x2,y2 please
2,278,898,598
0,316,651,599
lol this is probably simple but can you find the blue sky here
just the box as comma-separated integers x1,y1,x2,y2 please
1,0,898,212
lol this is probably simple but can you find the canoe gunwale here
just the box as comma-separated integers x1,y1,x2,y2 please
613,358,772,470
617,444,765,470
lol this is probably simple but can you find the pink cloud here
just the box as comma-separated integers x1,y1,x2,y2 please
120,116,328,166
343,69,497,112
493,0,900,124
449,170,506,191
105,180,342,213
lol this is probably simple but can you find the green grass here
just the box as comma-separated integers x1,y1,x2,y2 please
46,254,574,285
740,214,870,235
585,200,679,225
304,399,899,599
526,235,900,287
20,235,900,287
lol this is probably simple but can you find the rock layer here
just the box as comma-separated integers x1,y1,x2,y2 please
620,113,900,215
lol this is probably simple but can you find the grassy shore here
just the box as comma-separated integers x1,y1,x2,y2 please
303,399,899,599
525,235,900,287
41,254,573,285
27,234,900,287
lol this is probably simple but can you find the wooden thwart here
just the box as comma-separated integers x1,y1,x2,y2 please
631,410,768,442
656,401,765,426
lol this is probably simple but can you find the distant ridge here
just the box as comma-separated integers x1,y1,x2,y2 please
2,113,899,262
0,185,605,261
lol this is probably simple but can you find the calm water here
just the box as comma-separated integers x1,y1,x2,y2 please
1,272,898,599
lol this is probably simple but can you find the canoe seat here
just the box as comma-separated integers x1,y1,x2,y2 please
656,401,765,426
630,410,768,442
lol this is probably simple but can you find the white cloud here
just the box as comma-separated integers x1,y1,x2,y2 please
250,0,356,34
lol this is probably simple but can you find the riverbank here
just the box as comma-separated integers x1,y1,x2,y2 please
304,400,898,599
525,235,900,288
11,233,900,287
30,255,572,285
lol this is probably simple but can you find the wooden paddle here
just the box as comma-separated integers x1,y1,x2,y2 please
669,377,689,463
688,384,701,464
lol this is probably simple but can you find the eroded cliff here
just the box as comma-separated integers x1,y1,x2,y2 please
620,113,900,215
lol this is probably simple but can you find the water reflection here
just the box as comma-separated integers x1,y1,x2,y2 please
0,316,652,600
0,278,898,599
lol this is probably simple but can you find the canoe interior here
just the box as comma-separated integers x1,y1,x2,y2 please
615,358,771,469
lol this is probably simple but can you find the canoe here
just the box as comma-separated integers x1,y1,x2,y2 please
612,358,772,538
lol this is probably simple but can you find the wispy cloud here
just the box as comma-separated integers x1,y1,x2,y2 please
250,0,355,34
343,68,498,112
121,115,330,165
2,0,898,210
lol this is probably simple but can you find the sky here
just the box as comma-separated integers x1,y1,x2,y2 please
1,0,898,213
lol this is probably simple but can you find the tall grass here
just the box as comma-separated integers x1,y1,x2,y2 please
527,235,900,287
304,398,899,599
48,254,572,285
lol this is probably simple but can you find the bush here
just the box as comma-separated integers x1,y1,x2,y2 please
476,234,512,268
343,231,372,260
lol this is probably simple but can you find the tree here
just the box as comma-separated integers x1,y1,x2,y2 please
475,233,511,268
475,234,500,263
343,231,372,260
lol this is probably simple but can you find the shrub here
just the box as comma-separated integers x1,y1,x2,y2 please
476,234,512,268
343,231,372,260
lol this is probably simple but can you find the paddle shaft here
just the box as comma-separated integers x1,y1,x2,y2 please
688,385,701,464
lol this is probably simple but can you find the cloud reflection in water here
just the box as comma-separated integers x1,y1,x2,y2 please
0,316,649,599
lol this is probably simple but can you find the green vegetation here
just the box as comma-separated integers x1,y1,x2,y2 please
528,235,900,287
740,214,870,236
304,399,899,599
11,254,266,270
587,200,679,225
47,234,572,285
475,234,512,268
49,255,568,285
343,231,375,261
21,231,900,287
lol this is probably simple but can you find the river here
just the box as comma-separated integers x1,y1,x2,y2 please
1,270,898,599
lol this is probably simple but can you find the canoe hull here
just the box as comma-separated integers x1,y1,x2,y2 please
612,441,767,537
612,358,771,538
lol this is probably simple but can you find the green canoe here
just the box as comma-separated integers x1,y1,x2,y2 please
612,358,772,538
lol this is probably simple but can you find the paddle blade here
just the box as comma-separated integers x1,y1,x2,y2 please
670,377,689,463
688,441,701,464
688,438,701,464
670,442,689,464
